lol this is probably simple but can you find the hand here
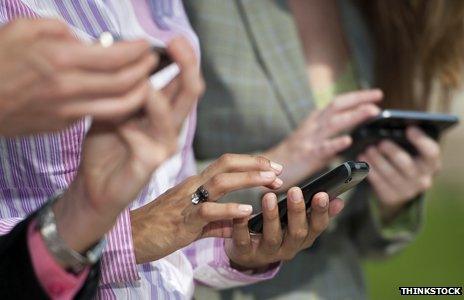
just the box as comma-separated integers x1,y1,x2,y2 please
358,126,442,222
0,18,157,136
52,36,203,256
131,154,284,263
225,189,344,270
265,89,382,190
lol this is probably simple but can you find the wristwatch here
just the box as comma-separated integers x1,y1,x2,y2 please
36,193,106,274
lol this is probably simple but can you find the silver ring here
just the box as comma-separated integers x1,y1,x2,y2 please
191,185,209,205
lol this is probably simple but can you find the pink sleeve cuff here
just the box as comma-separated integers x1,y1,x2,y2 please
99,209,139,285
27,219,89,300
193,238,280,289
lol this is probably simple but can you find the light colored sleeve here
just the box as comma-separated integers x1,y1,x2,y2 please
184,238,279,289
0,217,25,235
98,209,140,285
27,219,90,300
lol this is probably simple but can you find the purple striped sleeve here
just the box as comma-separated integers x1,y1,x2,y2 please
0,217,24,235
185,238,280,289
99,209,139,284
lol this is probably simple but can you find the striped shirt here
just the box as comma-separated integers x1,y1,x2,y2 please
0,1,277,299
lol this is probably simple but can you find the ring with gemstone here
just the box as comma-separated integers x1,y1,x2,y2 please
191,185,209,205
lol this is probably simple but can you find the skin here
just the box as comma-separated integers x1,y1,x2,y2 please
53,37,204,259
285,0,442,220
359,126,442,222
265,89,383,191
131,153,345,269
0,18,157,136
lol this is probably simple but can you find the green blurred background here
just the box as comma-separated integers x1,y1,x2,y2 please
365,99,464,299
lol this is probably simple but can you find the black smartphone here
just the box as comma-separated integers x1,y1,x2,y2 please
248,161,369,234
345,110,459,156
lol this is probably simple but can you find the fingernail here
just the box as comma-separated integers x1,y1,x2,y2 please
265,196,276,210
319,196,329,208
260,171,275,179
272,177,283,187
291,188,303,203
270,161,283,173
238,204,253,214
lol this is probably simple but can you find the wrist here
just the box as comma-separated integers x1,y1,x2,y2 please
53,180,115,254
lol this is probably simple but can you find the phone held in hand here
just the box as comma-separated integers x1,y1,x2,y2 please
248,161,370,234
345,110,459,156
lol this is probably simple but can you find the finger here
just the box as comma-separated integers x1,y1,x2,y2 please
359,154,401,202
259,193,283,254
187,202,253,229
204,171,279,201
316,135,352,159
328,198,344,218
57,80,150,121
325,104,380,136
406,126,441,170
304,192,330,248
378,140,418,178
228,217,252,254
281,187,309,253
117,88,177,168
36,52,156,101
48,39,154,72
203,154,283,178
331,89,383,111
364,146,406,187
167,37,204,128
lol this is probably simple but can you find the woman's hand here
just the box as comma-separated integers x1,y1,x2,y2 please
52,36,203,257
0,18,157,136
358,126,442,222
131,154,284,263
265,89,382,190
226,189,344,270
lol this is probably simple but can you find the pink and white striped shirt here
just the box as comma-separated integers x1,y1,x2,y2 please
0,1,277,299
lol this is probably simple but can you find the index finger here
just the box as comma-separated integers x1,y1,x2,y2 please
331,89,383,111
59,40,154,71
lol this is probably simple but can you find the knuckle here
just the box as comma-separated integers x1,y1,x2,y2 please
8,19,29,33
290,228,308,240
235,239,249,249
255,155,271,169
264,236,281,248
210,174,228,191
50,50,72,69
218,153,234,168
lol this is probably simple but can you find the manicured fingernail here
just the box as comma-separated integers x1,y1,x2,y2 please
318,197,329,208
369,106,380,115
291,188,303,203
238,204,253,213
272,177,283,187
260,171,275,179
265,195,276,210
270,161,283,173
